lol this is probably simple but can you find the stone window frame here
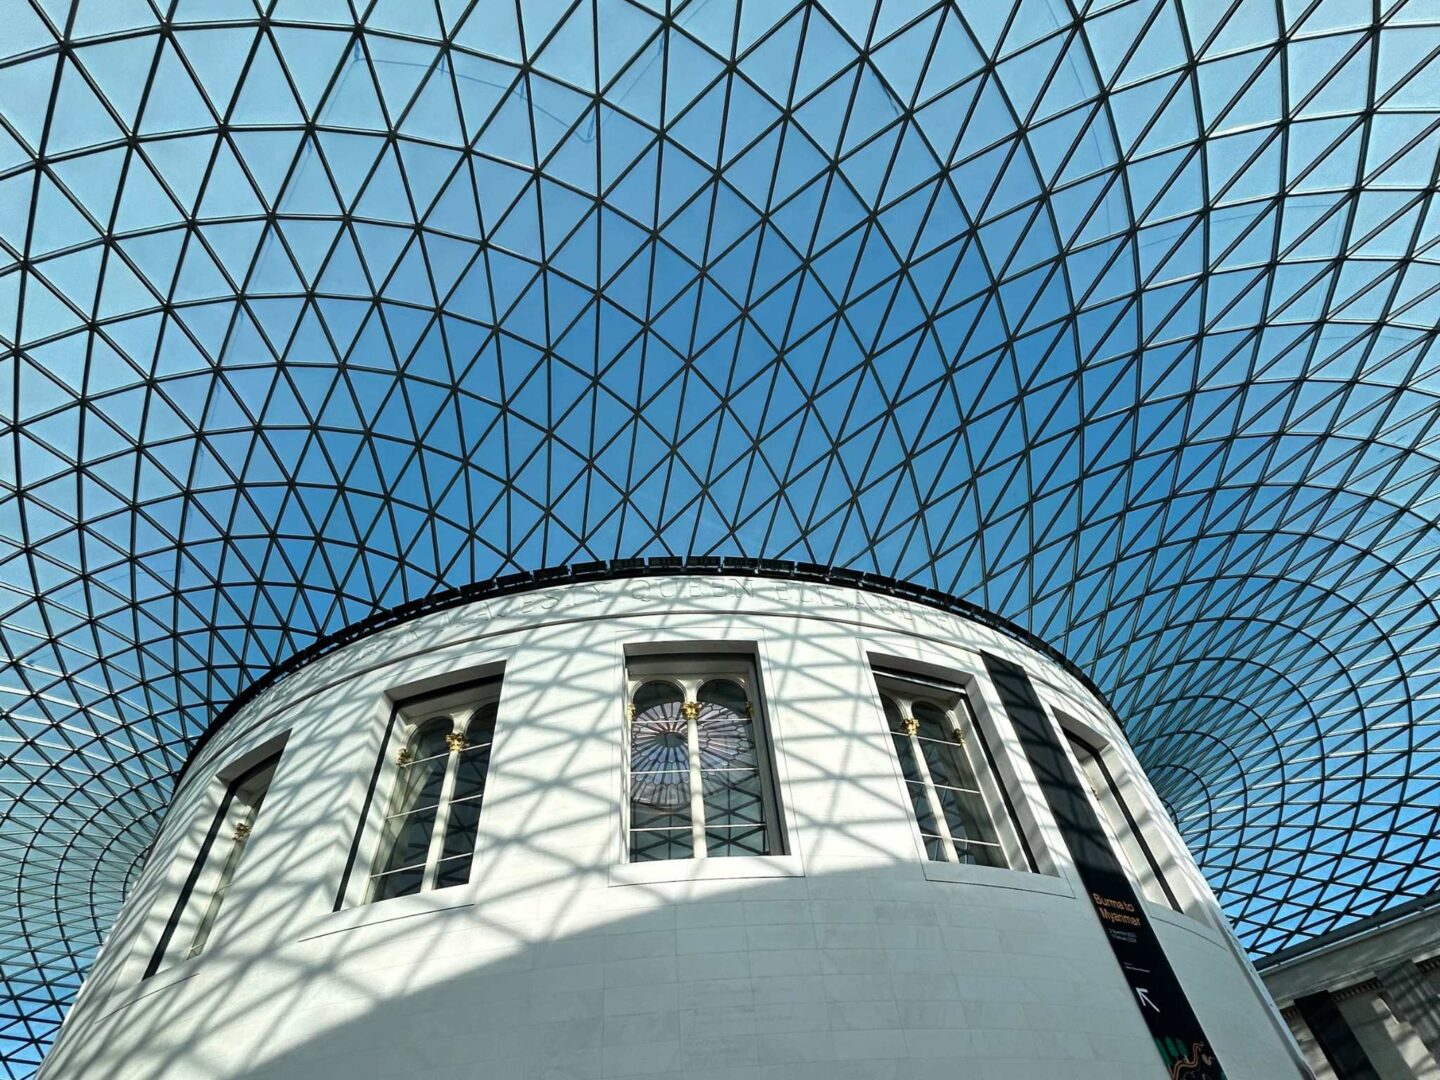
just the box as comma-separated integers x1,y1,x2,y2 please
143,742,286,979
873,667,1030,872
623,652,787,864
358,678,503,905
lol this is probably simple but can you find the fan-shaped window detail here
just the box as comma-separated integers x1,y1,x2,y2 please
628,680,692,861
696,679,767,856
877,672,1019,869
364,680,501,903
626,657,783,862
698,679,748,716
634,680,684,715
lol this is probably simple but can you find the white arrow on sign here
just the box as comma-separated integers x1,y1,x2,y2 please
1136,987,1160,1013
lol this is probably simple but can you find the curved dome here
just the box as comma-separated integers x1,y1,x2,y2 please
1,1,1438,1071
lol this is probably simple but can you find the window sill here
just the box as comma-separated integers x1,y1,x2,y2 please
300,891,475,941
609,853,804,887
102,965,203,1020
1145,899,1223,943
920,859,1074,897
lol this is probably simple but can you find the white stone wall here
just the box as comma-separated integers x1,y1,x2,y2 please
41,576,1302,1079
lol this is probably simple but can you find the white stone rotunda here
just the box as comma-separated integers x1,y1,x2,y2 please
40,568,1306,1080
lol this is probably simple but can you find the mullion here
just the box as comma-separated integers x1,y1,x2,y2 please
914,736,961,864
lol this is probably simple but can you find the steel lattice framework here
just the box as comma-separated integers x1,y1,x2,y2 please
2,0,1439,1073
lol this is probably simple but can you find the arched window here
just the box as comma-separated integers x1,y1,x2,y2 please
628,680,691,861
626,656,783,862
884,695,943,855
146,748,283,977
1065,729,1181,911
435,701,497,888
364,681,501,903
695,679,766,856
878,673,1013,868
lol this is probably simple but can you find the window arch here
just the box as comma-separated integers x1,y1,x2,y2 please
146,748,283,977
628,680,692,861
626,655,783,862
633,679,684,714
698,678,747,715
878,673,1012,868
364,681,500,903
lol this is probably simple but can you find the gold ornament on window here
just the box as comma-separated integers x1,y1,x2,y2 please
233,821,252,841
681,701,700,721
446,732,467,753
901,716,920,737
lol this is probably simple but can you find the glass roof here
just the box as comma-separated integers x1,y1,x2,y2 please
2,0,1439,1072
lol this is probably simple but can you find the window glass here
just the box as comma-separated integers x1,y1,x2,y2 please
876,672,1014,868
634,679,683,713
363,679,501,904
627,656,782,862
147,751,281,977
629,680,693,861
369,720,450,902
1066,731,1180,910
885,696,945,859
434,702,496,888
697,679,766,857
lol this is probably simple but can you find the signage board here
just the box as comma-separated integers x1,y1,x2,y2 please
983,653,1226,1080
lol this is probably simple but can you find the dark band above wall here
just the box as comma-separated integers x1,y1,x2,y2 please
982,652,1230,1080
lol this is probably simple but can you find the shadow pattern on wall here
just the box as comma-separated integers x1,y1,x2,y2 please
41,595,1288,1078
2,1,1440,1073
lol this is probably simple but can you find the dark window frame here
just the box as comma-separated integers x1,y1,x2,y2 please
1063,724,1183,912
872,664,1037,873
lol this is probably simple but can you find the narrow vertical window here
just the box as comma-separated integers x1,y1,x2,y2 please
626,654,783,862
876,671,1016,868
147,752,281,977
1065,730,1181,911
365,681,499,903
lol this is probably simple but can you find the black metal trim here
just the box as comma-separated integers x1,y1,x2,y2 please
180,557,1126,780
